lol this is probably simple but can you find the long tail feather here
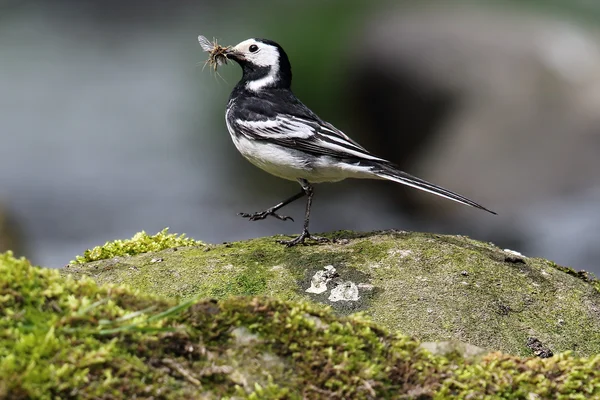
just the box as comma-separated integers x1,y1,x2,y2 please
371,163,496,215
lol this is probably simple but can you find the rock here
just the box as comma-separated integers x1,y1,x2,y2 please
3,250,600,398
527,337,554,359
419,340,488,359
64,230,600,357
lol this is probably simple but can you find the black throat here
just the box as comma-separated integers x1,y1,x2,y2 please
232,40,293,94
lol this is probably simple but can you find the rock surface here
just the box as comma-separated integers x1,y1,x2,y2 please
65,230,600,357
3,250,600,399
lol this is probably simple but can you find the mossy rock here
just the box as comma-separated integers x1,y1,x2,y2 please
3,251,600,399
64,230,600,358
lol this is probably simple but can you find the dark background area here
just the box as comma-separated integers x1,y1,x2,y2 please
1,0,600,273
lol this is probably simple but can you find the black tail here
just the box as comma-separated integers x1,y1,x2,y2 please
370,162,496,215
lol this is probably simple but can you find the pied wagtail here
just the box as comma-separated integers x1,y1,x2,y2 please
204,37,496,247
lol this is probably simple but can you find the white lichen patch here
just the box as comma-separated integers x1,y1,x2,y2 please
306,265,337,294
388,249,413,258
329,281,360,302
231,327,261,346
504,248,526,257
306,265,362,302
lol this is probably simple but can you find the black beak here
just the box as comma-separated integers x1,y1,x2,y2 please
225,48,243,61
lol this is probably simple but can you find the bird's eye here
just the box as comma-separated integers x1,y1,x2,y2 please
249,44,259,53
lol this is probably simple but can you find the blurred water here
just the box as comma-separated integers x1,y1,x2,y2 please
0,6,209,265
0,3,409,267
1,2,599,274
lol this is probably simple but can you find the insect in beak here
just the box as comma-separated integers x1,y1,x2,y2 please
198,35,231,71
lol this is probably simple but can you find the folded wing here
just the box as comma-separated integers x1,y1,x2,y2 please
233,114,385,161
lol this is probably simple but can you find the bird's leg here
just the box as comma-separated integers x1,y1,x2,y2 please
239,190,305,222
278,179,329,247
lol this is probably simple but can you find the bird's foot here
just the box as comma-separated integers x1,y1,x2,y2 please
277,230,329,247
238,209,294,222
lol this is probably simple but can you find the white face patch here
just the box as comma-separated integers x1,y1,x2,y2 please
233,38,280,67
232,38,280,92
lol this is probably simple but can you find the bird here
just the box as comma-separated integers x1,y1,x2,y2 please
216,37,495,247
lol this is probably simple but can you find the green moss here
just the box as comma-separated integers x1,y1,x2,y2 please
66,230,600,358
209,263,268,298
3,251,600,398
552,262,600,294
71,228,204,264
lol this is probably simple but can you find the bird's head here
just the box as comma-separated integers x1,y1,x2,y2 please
225,38,292,92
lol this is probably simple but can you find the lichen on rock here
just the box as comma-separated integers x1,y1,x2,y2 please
65,230,600,358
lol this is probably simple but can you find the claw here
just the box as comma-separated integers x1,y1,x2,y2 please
238,210,294,222
277,231,329,247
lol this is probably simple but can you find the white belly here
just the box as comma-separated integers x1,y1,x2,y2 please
232,133,308,180
230,133,374,183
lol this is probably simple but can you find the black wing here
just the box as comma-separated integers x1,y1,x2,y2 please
229,91,384,161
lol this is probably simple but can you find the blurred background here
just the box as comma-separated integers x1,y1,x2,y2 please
1,0,600,272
